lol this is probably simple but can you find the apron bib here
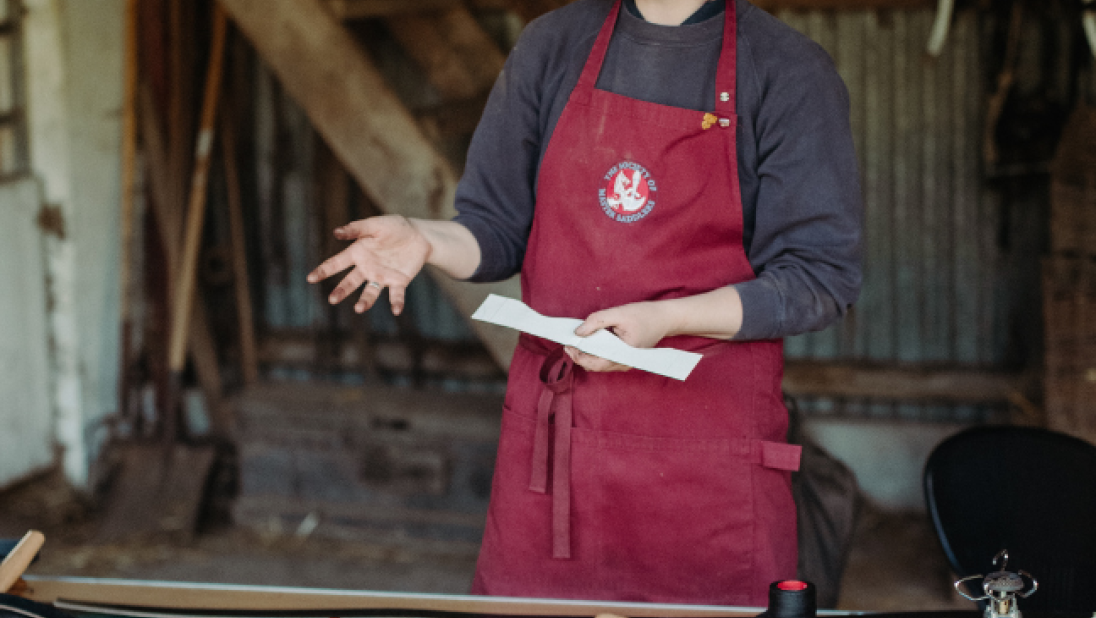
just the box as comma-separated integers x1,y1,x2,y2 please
472,1,800,605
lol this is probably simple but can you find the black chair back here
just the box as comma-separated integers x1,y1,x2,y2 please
924,425,1096,612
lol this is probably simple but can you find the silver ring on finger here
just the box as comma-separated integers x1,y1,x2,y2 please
368,281,383,290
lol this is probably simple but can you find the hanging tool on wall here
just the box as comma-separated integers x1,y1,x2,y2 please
930,0,1093,74
1084,0,1096,58
98,4,227,545
926,0,956,57
983,0,1025,171
165,4,227,437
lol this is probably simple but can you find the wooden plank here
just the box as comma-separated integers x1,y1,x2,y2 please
118,0,140,294
783,360,1021,404
479,0,940,17
417,95,491,139
258,329,502,379
167,0,194,228
24,577,763,616
325,0,459,20
234,381,503,440
0,531,44,593
756,0,935,9
219,0,520,369
116,0,141,428
220,99,260,386
386,7,505,101
257,334,1017,405
219,0,454,223
233,495,488,531
499,0,571,23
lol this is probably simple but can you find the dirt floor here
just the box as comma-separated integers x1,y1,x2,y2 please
1,469,970,612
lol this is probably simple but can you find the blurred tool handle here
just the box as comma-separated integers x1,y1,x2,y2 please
164,5,228,442
0,531,45,593
1083,0,1095,59
926,0,955,57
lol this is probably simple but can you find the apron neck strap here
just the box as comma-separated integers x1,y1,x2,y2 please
574,0,739,116
573,0,622,94
715,0,737,116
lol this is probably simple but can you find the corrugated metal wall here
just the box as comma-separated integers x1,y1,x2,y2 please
781,9,1003,365
249,71,476,343
778,8,1044,421
243,47,484,389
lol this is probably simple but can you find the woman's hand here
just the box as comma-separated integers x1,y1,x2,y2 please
563,287,745,373
565,301,672,373
306,215,431,315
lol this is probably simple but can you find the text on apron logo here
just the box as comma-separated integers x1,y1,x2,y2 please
598,161,657,223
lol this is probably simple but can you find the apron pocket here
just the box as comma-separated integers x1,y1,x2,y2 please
581,432,757,605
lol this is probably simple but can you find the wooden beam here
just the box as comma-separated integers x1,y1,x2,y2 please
782,360,1023,404
220,100,260,386
116,0,141,439
500,0,573,24
325,0,459,20
218,0,520,369
259,334,1021,406
259,330,504,380
416,95,491,140
754,0,936,10
219,0,451,223
386,7,505,102
168,0,195,226
327,0,938,23
24,576,761,617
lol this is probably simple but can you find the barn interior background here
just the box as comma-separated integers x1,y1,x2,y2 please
1,0,1095,610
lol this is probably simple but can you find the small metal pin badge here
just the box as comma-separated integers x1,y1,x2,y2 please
702,113,718,130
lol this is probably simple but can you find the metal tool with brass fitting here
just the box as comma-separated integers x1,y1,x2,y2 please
954,550,1038,618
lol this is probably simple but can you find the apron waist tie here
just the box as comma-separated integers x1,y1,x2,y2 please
517,338,801,561
526,341,575,560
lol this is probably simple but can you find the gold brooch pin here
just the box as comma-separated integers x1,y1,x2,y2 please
702,113,718,130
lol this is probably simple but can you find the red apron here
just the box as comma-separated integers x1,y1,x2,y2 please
471,1,801,606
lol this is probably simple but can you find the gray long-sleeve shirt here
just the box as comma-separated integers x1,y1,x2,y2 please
452,0,863,340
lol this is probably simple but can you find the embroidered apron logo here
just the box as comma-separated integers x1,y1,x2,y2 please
599,162,657,222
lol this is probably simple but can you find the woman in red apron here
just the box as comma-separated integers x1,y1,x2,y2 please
468,0,799,605
309,0,861,606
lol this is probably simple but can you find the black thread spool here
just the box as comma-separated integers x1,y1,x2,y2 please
760,580,817,618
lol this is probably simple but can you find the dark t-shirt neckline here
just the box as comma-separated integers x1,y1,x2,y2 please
623,0,726,26
617,0,725,47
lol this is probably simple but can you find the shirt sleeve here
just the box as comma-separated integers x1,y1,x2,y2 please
451,25,546,283
732,36,863,341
